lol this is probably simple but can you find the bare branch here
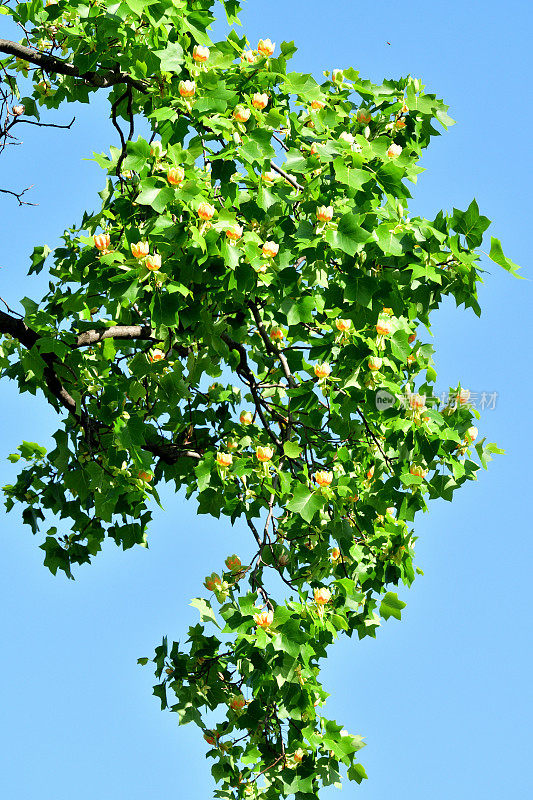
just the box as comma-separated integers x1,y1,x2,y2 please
0,185,37,205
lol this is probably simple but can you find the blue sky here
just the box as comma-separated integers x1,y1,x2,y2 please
1,1,532,798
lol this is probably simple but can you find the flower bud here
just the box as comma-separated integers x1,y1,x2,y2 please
310,99,325,110
332,69,344,83
409,464,427,478
230,694,246,711
12,105,25,116
408,333,416,343
464,426,478,443
240,410,253,425
241,50,256,64
357,108,372,124
261,170,277,183
270,327,284,340
368,356,382,371
150,140,164,157
330,547,341,561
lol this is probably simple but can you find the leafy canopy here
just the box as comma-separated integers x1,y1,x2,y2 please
0,0,516,797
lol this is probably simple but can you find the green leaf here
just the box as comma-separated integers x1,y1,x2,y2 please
286,483,325,522
154,43,184,72
488,237,523,278
380,591,406,621
451,199,490,248
283,441,302,458
190,597,220,628
326,214,371,256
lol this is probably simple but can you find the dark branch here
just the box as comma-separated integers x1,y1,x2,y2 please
0,39,147,92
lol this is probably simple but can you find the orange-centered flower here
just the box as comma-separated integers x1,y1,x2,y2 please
336,318,351,332
230,695,246,711
387,143,402,159
193,45,210,62
226,224,243,241
257,38,275,57
357,108,372,124
396,118,406,130
310,99,325,110
314,587,331,605
203,731,218,746
138,471,153,482
131,241,149,259
367,465,375,480
408,333,416,343
330,547,341,561
314,363,331,379
94,233,110,251
256,445,274,463
179,80,196,98
225,554,242,571
253,609,274,628
314,470,333,487
217,452,233,468
252,93,269,110
465,426,478,443
293,748,305,763
409,393,426,410
149,349,165,362
401,102,409,114
261,171,277,183
376,319,393,336
368,356,382,371
198,202,215,221
240,410,253,425
150,141,164,157
270,327,284,340
241,50,256,64
262,241,279,258
458,389,470,405
383,307,394,316
145,254,161,271
410,464,427,478
233,105,251,122
310,143,319,157
316,205,334,223
167,166,185,186
205,573,222,591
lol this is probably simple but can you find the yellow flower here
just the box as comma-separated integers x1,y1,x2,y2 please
131,241,149,259
167,166,185,186
314,363,331,379
376,319,392,336
262,241,279,258
368,356,382,371
387,143,402,159
145,254,161,271
256,445,273,463
252,93,269,110
335,318,351,332
216,452,233,468
316,205,334,223
257,38,275,57
314,587,331,605
193,45,210,63
226,224,243,241
179,80,196,98
233,105,251,122
314,470,333,487
253,609,274,628
93,233,110,252
198,202,215,221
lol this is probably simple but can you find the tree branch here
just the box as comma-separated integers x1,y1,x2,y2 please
0,39,147,92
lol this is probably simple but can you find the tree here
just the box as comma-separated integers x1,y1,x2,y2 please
0,1,520,797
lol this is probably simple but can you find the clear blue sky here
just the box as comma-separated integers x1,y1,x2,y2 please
1,1,532,798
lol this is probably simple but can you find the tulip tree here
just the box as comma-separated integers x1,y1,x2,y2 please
0,0,520,797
